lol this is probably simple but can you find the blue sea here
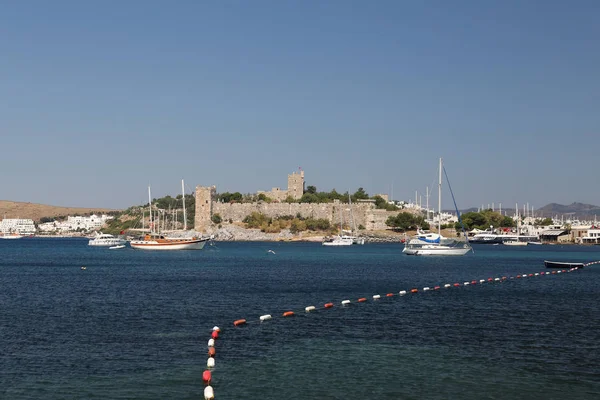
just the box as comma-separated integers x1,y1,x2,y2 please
1,238,599,399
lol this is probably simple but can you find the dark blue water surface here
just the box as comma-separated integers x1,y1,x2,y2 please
1,239,599,399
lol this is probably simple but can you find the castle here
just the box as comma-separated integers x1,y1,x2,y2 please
257,170,305,202
194,171,403,233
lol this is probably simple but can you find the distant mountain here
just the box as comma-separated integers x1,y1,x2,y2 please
455,202,600,218
0,200,119,222
536,202,600,218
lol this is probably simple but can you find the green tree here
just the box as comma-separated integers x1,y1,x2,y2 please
305,185,317,194
352,187,369,201
211,213,222,224
299,193,320,203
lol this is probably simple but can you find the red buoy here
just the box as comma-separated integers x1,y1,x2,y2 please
283,311,294,317
208,347,216,357
358,298,367,302
453,283,460,287
410,288,418,293
434,286,440,290
203,370,212,384
233,319,246,326
211,330,219,339
386,293,394,297
324,303,334,308
471,280,477,285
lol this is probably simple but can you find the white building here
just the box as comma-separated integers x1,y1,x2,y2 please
37,214,114,233
0,218,37,235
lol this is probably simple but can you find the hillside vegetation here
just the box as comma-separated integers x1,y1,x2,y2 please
0,200,118,222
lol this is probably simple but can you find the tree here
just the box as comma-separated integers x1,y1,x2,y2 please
352,187,369,201
211,213,222,224
305,185,317,194
386,212,428,231
299,193,320,203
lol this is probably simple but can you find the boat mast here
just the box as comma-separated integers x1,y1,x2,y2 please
148,186,153,234
182,179,187,231
438,157,442,239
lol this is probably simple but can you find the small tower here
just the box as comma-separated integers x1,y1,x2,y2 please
287,170,305,200
195,185,216,232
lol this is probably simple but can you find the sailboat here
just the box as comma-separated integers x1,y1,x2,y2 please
402,158,472,256
323,203,353,246
129,182,210,250
504,204,527,246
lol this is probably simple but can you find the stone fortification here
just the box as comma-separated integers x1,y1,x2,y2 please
194,171,412,234
257,170,305,202
195,185,405,233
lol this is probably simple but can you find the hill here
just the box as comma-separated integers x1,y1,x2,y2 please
0,200,119,222
531,202,600,218
457,202,600,218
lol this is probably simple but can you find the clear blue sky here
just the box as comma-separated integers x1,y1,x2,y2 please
1,0,599,211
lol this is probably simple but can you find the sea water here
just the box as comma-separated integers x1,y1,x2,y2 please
1,238,599,399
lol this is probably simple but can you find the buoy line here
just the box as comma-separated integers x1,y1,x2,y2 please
201,266,583,399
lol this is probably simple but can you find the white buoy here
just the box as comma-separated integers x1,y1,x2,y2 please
212,326,220,332
423,287,430,291
444,284,451,288
260,314,272,321
208,338,215,347
479,279,485,284
204,385,215,400
207,357,215,368
373,294,381,299
341,300,351,305
494,277,500,281
464,282,470,286
534,273,539,276
305,306,316,312
399,290,407,295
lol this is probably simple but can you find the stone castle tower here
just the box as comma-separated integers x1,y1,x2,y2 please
195,185,216,233
287,170,305,200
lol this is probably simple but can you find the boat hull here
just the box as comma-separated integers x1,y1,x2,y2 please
544,260,584,269
403,244,471,256
130,238,208,250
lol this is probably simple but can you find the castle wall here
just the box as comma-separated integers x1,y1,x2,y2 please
196,199,403,232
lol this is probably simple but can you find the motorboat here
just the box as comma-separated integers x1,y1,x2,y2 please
544,260,584,269
0,232,24,239
88,232,127,247
322,235,353,246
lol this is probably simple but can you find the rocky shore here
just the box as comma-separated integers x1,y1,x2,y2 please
203,224,407,243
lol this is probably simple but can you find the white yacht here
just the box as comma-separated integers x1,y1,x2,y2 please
322,235,354,246
88,232,128,247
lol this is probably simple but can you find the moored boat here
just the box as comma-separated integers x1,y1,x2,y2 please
88,232,127,247
0,232,24,239
403,158,472,256
129,234,209,250
544,260,585,269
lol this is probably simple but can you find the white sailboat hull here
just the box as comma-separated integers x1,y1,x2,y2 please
503,240,528,246
403,244,471,256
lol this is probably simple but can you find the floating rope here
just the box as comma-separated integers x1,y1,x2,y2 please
203,265,587,398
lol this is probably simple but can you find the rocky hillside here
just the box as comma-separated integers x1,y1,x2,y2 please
0,200,119,222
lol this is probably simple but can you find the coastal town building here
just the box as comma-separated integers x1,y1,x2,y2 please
0,218,36,235
38,214,114,233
